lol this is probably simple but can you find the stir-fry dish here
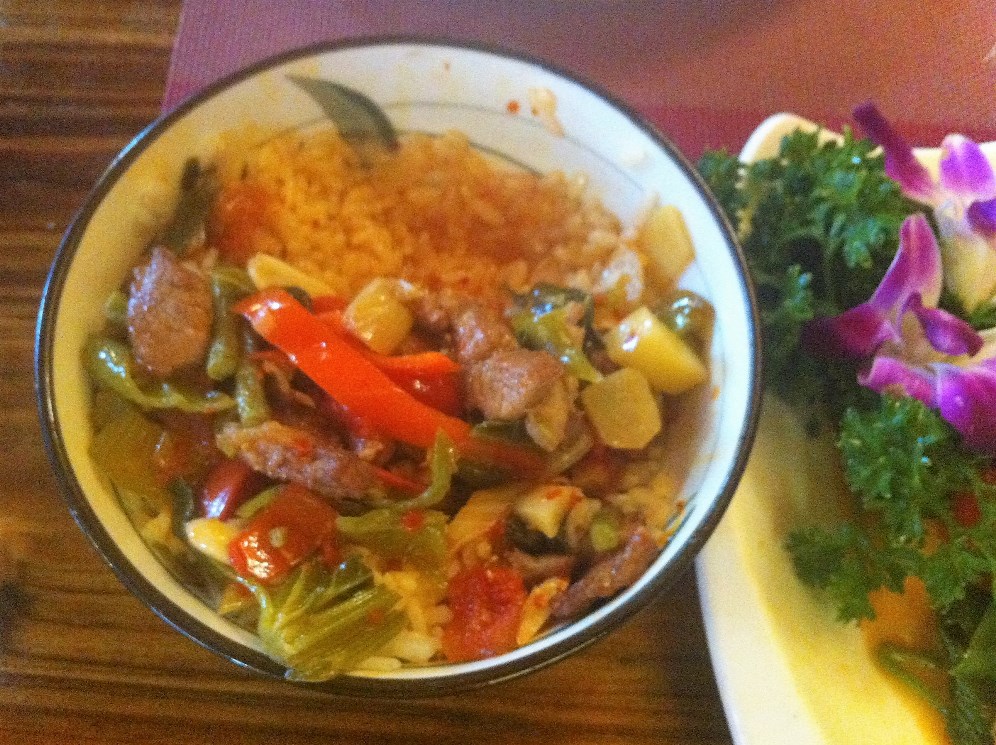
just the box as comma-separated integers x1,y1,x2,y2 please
700,104,996,744
86,123,712,680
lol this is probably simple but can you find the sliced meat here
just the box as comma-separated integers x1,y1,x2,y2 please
411,289,464,336
552,525,658,620
127,245,213,378
451,304,516,364
505,548,576,588
216,420,378,502
411,290,517,364
465,348,563,421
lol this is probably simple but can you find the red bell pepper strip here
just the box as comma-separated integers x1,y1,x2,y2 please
200,457,267,520
367,350,459,376
228,483,339,585
235,288,544,474
372,466,426,495
314,307,464,414
311,295,348,314
382,367,463,417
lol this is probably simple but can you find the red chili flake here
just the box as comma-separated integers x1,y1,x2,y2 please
506,100,520,115
401,509,426,533
290,434,316,457
366,607,387,626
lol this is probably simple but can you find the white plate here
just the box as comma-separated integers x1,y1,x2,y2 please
695,113,996,745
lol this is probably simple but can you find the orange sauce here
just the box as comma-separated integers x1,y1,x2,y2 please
860,577,951,745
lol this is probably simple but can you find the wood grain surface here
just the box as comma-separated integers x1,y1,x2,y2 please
0,2,734,742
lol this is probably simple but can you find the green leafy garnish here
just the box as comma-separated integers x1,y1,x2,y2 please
787,398,993,620
839,396,983,544
699,129,923,425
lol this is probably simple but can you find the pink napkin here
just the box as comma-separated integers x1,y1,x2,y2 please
163,0,996,158
163,0,791,157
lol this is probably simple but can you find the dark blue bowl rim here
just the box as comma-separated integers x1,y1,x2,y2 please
34,33,764,697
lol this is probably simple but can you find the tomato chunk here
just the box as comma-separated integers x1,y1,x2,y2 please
441,564,527,662
228,484,338,585
209,181,270,264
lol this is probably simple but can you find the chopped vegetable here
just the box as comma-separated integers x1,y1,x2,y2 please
247,556,405,681
90,407,172,527
159,158,219,254
343,277,415,355
336,508,448,572
205,266,254,381
86,337,234,414
103,289,128,328
208,181,271,265
372,352,463,417
441,564,527,662
199,457,267,521
246,253,336,298
447,484,523,554
516,576,569,646
233,360,271,427
655,289,715,351
602,306,707,395
589,508,622,553
513,484,583,539
525,379,573,452
580,367,662,449
228,484,339,585
639,204,695,287
185,517,241,565
511,284,602,383
235,485,282,520
388,432,457,511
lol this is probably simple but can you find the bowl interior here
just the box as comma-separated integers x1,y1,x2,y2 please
37,38,759,692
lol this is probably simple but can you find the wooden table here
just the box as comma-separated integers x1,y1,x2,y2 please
3,2,994,743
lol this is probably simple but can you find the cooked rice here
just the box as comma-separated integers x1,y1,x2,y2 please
213,128,641,305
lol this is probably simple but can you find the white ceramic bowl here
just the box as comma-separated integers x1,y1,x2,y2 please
36,37,761,694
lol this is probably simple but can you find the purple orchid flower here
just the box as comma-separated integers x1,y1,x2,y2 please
806,212,996,452
854,102,996,237
808,214,982,359
861,356,996,456
854,102,996,311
